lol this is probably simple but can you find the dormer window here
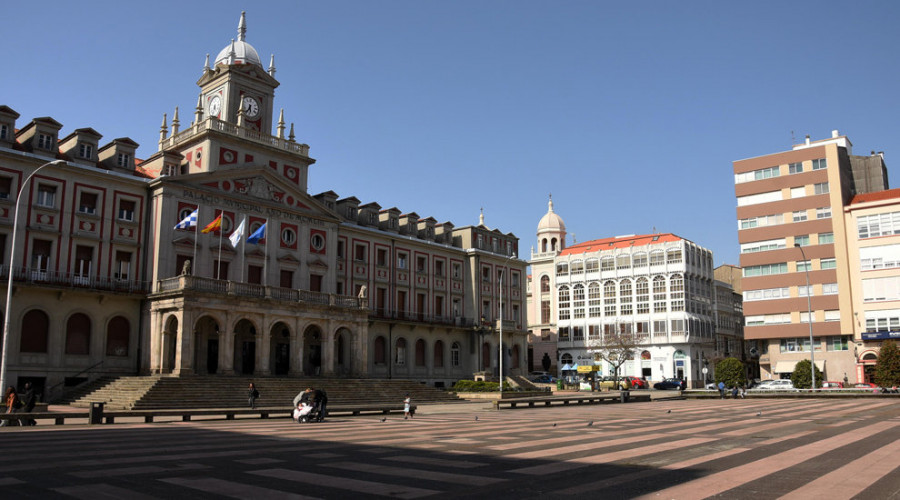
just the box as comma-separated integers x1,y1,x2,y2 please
117,153,131,167
78,143,93,159
36,185,56,208
38,134,55,150
162,164,177,176
0,124,8,140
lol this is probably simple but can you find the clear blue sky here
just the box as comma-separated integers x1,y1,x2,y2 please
5,1,900,267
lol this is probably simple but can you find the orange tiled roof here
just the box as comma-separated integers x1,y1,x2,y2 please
559,233,683,256
850,188,900,205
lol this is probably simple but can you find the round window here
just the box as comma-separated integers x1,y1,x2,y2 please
282,228,296,245
310,233,325,251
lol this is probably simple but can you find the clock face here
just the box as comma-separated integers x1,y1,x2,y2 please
242,96,260,118
208,95,221,116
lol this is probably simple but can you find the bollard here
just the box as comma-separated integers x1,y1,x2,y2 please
89,402,104,424
619,391,630,403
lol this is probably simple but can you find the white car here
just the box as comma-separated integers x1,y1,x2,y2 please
750,379,795,391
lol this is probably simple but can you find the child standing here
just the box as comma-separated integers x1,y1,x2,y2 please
403,394,412,420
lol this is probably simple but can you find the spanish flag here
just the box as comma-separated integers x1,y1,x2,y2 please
201,213,222,234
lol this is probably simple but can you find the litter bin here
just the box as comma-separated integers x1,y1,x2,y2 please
556,380,563,391
89,402,104,425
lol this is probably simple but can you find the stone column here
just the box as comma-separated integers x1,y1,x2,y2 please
173,309,193,375
290,318,303,376
149,309,161,374
219,311,234,375
257,315,272,376
321,320,335,376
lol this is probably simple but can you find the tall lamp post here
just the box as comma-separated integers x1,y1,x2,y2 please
794,243,817,390
498,252,516,393
0,159,66,394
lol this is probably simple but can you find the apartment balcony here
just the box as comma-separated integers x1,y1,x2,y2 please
0,266,149,294
154,275,364,310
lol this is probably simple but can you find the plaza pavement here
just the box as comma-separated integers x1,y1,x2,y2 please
2,397,900,499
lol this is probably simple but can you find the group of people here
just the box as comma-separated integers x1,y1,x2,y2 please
2,383,37,426
293,387,328,423
717,381,745,399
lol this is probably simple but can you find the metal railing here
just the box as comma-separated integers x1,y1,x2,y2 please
45,360,105,403
155,275,365,310
0,266,150,294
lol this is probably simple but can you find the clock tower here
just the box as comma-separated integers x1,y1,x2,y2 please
197,11,278,133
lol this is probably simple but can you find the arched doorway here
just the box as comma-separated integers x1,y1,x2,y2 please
862,352,878,382
270,322,291,376
162,316,178,373
233,319,257,375
334,327,352,376
303,325,323,376
194,316,220,374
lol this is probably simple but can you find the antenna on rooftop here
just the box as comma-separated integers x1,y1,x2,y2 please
791,130,795,144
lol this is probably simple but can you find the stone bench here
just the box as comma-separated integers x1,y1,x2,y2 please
492,391,651,410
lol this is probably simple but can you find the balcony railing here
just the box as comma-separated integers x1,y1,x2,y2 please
155,275,364,309
0,266,149,293
160,117,311,156
368,310,478,327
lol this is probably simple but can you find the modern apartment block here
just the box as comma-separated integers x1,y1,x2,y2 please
734,131,888,382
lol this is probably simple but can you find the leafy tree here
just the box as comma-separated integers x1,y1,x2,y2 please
791,359,823,389
875,340,900,387
714,357,746,388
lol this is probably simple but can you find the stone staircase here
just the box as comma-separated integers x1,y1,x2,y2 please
67,376,463,410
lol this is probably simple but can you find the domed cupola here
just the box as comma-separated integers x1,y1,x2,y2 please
214,11,263,68
537,195,566,253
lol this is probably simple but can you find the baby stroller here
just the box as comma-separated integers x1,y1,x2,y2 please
293,402,316,423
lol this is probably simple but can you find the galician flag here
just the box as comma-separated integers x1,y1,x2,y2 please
173,209,198,230
246,222,266,244
201,213,222,234
229,216,246,248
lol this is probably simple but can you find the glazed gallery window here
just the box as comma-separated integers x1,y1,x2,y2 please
734,166,779,184
601,256,614,271
588,283,602,317
558,286,570,320
858,211,900,239
572,284,585,319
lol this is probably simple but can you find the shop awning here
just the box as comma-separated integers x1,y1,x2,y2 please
773,359,825,373
560,363,572,371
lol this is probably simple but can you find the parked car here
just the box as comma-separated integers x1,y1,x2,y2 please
749,379,795,391
530,375,557,384
821,381,844,389
653,378,686,390
853,382,878,391
598,376,632,390
624,376,648,389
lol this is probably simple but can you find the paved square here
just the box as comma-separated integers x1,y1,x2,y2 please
3,398,900,499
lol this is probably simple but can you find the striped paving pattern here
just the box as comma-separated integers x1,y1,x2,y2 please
2,398,900,499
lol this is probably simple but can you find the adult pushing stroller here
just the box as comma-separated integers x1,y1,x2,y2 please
293,401,316,423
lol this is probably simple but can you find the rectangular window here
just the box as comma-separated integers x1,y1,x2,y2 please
280,270,293,288
861,244,900,270
827,336,849,351
739,214,784,230
36,185,56,208
78,143,93,159
0,177,10,199
790,187,806,198
74,245,93,283
792,210,808,222
744,287,790,301
540,300,550,324
798,285,812,297
789,162,804,174
376,248,387,267
248,265,262,284
116,153,131,167
814,182,829,195
812,158,827,170
115,251,131,280
821,258,836,270
797,261,811,272
858,211,900,239
735,166,780,184
863,277,900,302
822,283,838,295
737,190,782,207
816,207,832,219
310,274,323,292
435,260,445,277
337,241,345,258
0,124,7,140
818,232,834,244
118,200,135,221
416,256,427,273
743,263,788,277
825,310,840,322
354,244,366,262
452,263,461,279
397,253,407,270
78,192,97,214
38,133,54,149
794,235,810,246
482,266,490,282
213,260,229,280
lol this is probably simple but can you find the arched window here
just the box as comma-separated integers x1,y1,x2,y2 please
395,338,407,365
540,275,550,293
434,340,444,368
20,309,49,353
551,238,557,251
558,286,571,320
561,353,573,365
65,313,91,355
670,274,684,311
106,316,130,356
636,278,649,314
603,280,617,316
588,282,602,317
415,338,426,367
619,279,633,315
374,336,386,364
653,275,667,312
541,238,547,252
450,342,460,367
572,284,585,319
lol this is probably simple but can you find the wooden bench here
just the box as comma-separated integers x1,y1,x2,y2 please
493,392,651,410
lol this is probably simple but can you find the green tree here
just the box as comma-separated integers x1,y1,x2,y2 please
714,358,746,388
791,359,823,389
874,340,900,387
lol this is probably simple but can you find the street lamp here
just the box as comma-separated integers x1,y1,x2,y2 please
0,159,66,394
794,243,817,390
498,252,516,393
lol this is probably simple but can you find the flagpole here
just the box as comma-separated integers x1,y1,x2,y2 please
217,209,224,279
240,215,247,283
263,218,269,287
192,204,200,276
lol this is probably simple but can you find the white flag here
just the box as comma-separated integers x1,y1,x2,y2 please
229,216,246,248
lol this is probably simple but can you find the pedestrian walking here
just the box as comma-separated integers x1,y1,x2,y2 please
717,381,725,399
1,386,21,427
248,383,259,409
403,394,412,420
21,382,36,426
